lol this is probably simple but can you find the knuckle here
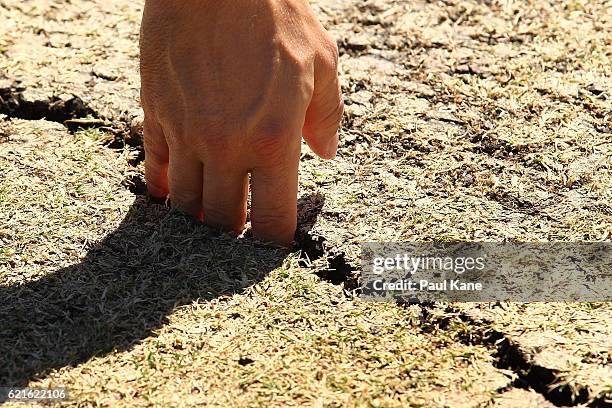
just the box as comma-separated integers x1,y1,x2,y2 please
194,118,234,151
256,119,292,139
252,136,286,163
322,37,340,69
251,122,293,159
202,132,231,152
153,119,184,147
167,119,233,153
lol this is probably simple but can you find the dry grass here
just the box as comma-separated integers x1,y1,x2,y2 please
1,121,511,407
1,0,611,407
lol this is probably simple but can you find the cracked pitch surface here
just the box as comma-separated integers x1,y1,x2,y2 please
1,0,611,406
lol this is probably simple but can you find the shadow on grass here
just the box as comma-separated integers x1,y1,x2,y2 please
0,193,324,390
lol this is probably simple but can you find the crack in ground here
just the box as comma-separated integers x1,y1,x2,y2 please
292,200,602,406
419,305,604,407
0,84,96,125
3,83,606,408
294,195,359,291
0,83,146,172
0,83,361,288
290,226,606,408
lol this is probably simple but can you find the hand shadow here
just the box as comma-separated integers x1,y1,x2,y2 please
0,193,324,391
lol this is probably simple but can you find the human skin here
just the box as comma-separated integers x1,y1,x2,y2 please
140,0,343,246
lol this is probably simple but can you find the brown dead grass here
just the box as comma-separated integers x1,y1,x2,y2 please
1,121,511,407
0,0,611,407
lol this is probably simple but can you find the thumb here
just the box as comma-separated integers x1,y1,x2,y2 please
302,48,344,159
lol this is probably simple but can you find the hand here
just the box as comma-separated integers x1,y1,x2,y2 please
139,0,343,246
